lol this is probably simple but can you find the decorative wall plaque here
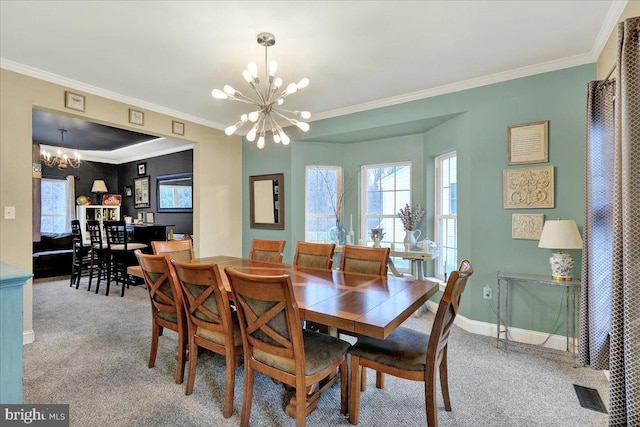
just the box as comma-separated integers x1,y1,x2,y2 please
512,214,544,240
503,166,554,209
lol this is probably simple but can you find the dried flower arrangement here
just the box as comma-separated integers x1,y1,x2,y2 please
398,203,425,231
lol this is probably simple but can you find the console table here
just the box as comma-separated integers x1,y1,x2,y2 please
496,271,580,354
0,262,32,403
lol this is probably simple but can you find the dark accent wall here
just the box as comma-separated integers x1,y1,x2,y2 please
119,150,193,234
41,149,193,235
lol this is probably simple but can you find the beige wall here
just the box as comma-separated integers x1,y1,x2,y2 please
0,69,242,338
597,1,640,79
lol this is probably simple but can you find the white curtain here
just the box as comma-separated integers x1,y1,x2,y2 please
65,175,76,232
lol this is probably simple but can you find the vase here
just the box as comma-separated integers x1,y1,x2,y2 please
403,229,421,250
328,219,347,245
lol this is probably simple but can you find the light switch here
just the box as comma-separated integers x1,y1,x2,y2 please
4,206,16,219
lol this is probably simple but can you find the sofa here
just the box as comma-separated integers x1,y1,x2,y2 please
32,233,74,279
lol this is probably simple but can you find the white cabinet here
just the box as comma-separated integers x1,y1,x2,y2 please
76,205,120,240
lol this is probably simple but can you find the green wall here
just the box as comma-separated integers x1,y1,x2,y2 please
242,64,594,335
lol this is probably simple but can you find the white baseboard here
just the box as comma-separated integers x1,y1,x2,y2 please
424,301,577,352
23,330,35,345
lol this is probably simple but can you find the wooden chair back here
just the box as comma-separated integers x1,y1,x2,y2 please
339,245,390,276
170,259,235,349
225,267,302,366
135,251,185,323
151,239,194,262
249,239,286,263
428,259,473,366
293,241,336,269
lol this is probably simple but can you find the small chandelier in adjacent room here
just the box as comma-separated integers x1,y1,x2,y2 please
40,128,81,169
211,32,311,149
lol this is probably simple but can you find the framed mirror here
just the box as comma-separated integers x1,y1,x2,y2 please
249,173,284,230
157,173,193,213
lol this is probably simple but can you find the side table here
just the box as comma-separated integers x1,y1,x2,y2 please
496,271,580,354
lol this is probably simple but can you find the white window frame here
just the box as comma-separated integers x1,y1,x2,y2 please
361,161,411,245
305,165,342,242
434,151,457,280
40,178,70,234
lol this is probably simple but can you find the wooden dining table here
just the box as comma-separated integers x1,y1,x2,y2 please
129,255,439,340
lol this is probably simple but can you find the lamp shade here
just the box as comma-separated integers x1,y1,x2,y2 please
91,180,108,193
538,219,583,250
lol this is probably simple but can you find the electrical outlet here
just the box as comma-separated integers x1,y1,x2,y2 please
483,285,492,300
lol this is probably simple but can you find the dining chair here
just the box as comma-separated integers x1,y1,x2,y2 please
171,259,243,418
69,219,92,289
86,220,106,293
224,266,350,427
248,239,286,263
293,241,336,333
339,245,390,276
151,239,195,262
292,241,336,270
347,259,474,426
103,220,147,297
134,250,188,385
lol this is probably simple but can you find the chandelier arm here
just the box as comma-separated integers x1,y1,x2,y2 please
271,109,297,125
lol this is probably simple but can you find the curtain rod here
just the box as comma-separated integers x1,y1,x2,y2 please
597,64,617,90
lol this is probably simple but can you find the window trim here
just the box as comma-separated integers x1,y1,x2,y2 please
40,177,69,234
360,161,412,244
304,165,342,242
434,151,457,280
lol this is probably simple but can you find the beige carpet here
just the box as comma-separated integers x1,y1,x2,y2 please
23,278,608,426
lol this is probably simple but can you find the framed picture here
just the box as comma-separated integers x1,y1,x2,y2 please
137,162,147,176
145,212,154,223
64,91,85,112
124,185,133,197
102,194,122,206
134,176,150,209
172,120,185,136
129,109,144,125
507,120,549,165
503,166,554,209
512,214,544,240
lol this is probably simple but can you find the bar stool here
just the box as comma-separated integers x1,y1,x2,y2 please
103,220,147,297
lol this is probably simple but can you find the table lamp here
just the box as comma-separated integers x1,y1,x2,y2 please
537,219,583,281
91,179,108,205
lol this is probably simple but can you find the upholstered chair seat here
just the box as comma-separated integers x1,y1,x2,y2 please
349,327,429,372
254,329,350,376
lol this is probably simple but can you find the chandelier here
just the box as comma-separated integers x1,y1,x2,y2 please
41,128,81,169
211,32,311,149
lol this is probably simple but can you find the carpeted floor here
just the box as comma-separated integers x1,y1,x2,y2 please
23,278,608,426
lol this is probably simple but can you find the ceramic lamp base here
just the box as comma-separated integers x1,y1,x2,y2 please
549,251,574,281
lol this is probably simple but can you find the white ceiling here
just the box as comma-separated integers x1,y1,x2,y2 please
0,1,625,161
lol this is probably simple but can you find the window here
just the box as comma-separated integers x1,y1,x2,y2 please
435,152,457,279
361,161,411,245
41,178,69,234
305,166,341,242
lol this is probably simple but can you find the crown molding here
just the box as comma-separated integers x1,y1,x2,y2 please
311,53,594,122
0,59,224,130
590,0,630,59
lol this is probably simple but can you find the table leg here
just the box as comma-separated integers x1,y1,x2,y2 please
505,279,509,352
386,258,403,277
566,287,570,352
496,278,501,348
416,260,424,280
